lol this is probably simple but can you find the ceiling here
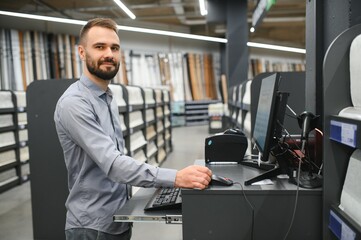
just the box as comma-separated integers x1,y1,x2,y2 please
0,0,306,48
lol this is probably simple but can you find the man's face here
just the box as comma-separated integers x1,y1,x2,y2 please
79,26,121,81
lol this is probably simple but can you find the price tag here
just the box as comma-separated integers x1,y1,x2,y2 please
341,221,356,240
341,123,357,147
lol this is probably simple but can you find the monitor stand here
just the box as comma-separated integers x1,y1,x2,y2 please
240,159,276,171
244,145,294,186
244,166,288,185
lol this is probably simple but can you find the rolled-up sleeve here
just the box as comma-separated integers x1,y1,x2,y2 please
108,156,177,188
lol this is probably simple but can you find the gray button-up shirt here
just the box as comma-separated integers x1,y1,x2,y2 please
54,75,177,234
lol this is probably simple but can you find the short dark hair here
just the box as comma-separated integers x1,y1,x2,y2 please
79,18,118,45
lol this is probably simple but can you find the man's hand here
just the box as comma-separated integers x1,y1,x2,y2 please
174,165,212,189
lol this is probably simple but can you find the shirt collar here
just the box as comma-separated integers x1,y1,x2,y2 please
80,74,110,98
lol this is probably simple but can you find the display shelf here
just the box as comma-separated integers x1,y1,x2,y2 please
15,91,30,183
0,144,17,152
0,176,19,193
125,86,145,112
184,100,220,126
144,108,156,164
171,101,185,114
0,126,16,132
145,125,157,141
143,88,156,109
157,147,166,165
0,161,18,173
0,90,22,193
0,108,15,114
171,101,185,127
109,84,172,164
147,156,158,167
146,142,158,160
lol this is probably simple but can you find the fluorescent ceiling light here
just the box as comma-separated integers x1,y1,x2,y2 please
247,42,306,54
0,10,307,54
0,10,225,43
0,10,86,26
117,25,226,43
199,0,208,16
113,0,136,20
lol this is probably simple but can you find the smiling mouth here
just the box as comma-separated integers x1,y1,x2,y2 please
102,62,114,65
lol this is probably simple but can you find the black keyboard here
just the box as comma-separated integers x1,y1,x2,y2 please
144,188,182,211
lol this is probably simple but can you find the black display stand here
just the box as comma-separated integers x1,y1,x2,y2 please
27,79,76,240
323,23,361,239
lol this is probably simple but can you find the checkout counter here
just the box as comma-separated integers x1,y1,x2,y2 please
114,160,322,240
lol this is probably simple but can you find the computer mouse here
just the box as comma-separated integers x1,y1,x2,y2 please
209,174,234,186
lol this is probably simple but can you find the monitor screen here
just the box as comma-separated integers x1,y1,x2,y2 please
253,73,285,162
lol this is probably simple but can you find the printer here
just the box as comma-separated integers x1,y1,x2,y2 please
205,128,248,164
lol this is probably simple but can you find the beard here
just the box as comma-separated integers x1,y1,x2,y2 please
85,55,120,81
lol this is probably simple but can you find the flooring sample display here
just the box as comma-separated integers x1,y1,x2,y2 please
144,88,155,105
129,111,144,129
0,132,15,147
0,150,16,166
130,131,147,152
126,86,144,106
145,109,155,122
0,114,14,128
109,84,126,107
0,91,14,109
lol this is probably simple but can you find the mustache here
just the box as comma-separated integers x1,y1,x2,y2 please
99,58,116,65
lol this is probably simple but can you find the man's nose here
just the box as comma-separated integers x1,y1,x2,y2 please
104,47,114,57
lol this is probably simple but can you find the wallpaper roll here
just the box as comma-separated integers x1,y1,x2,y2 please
350,34,361,107
339,149,361,226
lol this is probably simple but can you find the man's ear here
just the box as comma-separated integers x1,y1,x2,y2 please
78,45,86,61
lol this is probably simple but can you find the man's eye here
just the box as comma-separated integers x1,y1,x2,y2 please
112,46,120,51
96,46,104,49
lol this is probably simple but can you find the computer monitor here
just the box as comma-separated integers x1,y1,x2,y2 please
253,73,286,162
244,73,291,185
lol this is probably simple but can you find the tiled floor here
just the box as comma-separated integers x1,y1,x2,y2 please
0,125,209,240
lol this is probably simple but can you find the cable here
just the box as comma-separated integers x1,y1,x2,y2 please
234,182,255,240
282,157,301,240
276,119,302,240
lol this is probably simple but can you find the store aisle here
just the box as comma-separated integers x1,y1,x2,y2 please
0,125,210,240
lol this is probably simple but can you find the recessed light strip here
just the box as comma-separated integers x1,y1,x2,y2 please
117,25,226,43
0,10,87,25
247,41,306,54
113,0,136,20
0,10,226,43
